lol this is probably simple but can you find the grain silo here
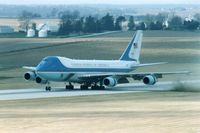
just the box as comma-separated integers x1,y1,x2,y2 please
27,29,35,37
38,29,48,38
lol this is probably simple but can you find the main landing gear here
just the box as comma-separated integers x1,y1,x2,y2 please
80,82,105,90
91,85,105,90
65,82,74,90
80,85,89,90
44,82,105,91
91,82,105,90
80,85,105,90
80,83,105,90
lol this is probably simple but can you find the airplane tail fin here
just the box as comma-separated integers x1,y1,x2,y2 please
119,30,143,63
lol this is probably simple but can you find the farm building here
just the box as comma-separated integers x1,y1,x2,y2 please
121,21,129,31
0,26,14,33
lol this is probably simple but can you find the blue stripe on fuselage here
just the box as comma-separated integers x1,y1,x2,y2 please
36,56,132,73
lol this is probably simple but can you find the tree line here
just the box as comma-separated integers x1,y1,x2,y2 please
58,11,126,35
18,10,200,34
58,11,200,35
139,13,200,31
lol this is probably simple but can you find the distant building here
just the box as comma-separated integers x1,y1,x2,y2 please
163,20,169,28
121,21,129,31
184,17,193,22
0,26,14,34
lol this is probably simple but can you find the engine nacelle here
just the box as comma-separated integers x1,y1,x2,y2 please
103,77,117,87
24,71,36,81
36,76,48,84
143,75,157,85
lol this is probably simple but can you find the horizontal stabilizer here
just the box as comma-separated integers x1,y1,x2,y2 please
134,62,168,68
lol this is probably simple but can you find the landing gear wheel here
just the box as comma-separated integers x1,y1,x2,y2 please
91,85,105,90
80,85,88,90
66,85,74,90
100,86,105,90
45,86,51,91
91,86,97,90
91,85,99,90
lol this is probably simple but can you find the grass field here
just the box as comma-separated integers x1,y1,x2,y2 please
0,30,199,89
0,92,200,133
0,18,59,32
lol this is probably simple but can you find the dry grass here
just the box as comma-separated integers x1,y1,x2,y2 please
0,92,200,133
0,18,20,31
0,18,59,31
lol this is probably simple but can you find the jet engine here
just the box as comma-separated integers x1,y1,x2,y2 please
36,76,48,84
24,71,36,81
103,77,117,87
143,75,157,85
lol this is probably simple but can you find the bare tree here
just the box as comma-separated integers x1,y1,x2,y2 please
18,11,41,32
169,16,183,30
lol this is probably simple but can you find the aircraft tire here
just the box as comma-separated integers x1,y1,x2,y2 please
45,86,51,91
80,85,88,90
66,85,74,90
91,86,105,90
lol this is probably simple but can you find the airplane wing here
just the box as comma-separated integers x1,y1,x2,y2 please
22,66,36,71
134,62,167,68
78,71,190,82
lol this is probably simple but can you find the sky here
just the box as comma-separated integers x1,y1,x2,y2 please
0,0,200,5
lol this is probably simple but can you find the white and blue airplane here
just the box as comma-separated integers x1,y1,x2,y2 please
23,30,188,91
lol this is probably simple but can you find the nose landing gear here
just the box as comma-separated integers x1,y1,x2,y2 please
45,82,51,91
45,86,51,91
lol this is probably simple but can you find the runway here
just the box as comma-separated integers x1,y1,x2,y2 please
0,80,199,101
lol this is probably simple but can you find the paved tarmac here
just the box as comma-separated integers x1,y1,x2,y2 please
0,80,199,101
